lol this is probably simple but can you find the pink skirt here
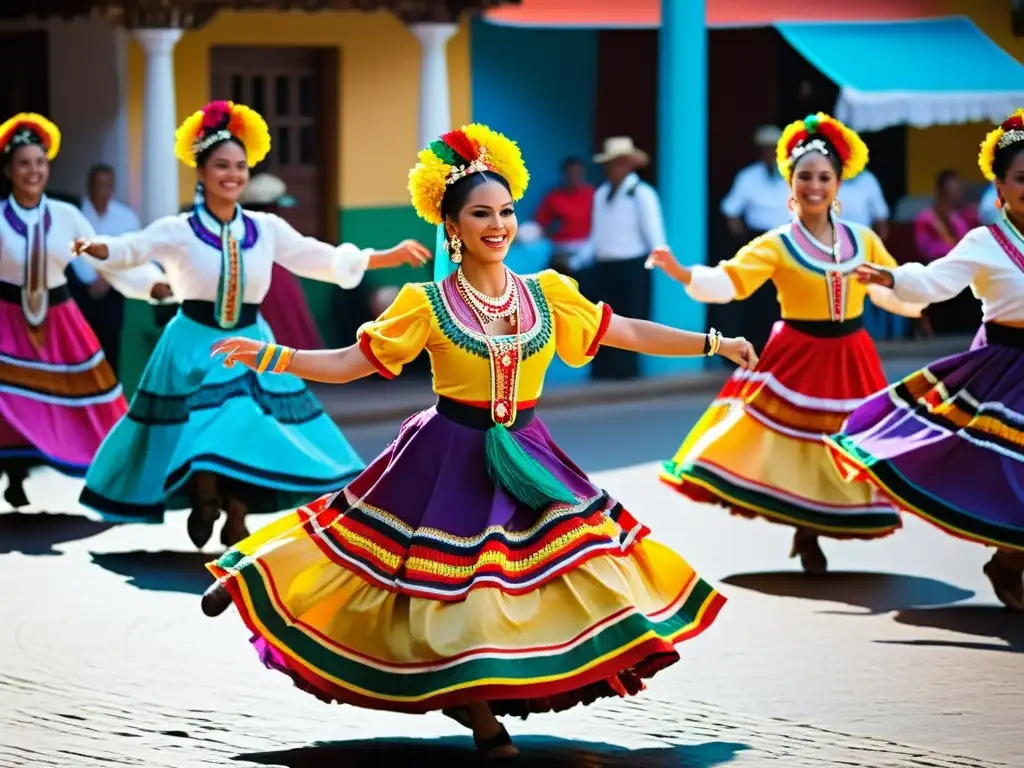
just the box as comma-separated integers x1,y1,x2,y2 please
259,264,324,349
0,286,126,476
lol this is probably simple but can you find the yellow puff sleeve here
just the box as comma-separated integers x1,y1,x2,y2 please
537,269,613,368
356,283,432,379
721,234,781,300
863,227,899,269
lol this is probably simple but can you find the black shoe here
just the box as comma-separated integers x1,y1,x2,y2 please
3,478,29,509
201,582,233,617
475,724,520,762
187,504,220,549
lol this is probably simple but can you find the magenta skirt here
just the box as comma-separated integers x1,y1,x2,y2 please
0,284,126,476
259,264,324,350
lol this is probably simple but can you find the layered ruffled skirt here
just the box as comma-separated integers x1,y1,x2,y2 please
827,322,1024,550
660,319,901,539
207,399,724,715
80,303,364,522
0,283,126,477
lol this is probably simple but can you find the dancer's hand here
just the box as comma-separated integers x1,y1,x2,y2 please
854,264,894,288
370,239,432,269
645,246,691,285
719,336,758,370
210,337,263,370
71,238,109,260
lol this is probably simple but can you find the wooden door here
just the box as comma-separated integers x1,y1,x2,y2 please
211,46,335,239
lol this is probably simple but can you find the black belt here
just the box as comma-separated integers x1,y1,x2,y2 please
436,396,536,431
0,281,71,306
984,322,1024,349
180,300,259,329
784,317,864,338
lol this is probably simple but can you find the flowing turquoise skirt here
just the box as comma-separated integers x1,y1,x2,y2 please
80,308,364,523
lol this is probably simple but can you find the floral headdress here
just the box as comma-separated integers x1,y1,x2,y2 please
173,100,271,168
408,124,529,226
776,112,868,183
0,113,61,161
979,110,1024,181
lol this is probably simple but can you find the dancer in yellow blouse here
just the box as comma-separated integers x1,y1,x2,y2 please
650,113,922,573
198,124,755,761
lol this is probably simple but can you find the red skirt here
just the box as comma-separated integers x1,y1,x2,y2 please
659,320,902,538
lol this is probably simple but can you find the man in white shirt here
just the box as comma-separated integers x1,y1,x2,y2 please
67,164,141,375
571,137,666,380
718,126,790,352
837,168,890,237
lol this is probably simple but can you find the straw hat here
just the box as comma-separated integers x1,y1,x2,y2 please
241,173,290,206
593,136,649,166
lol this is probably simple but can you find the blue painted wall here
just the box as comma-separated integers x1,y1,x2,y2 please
470,19,599,220
471,20,599,388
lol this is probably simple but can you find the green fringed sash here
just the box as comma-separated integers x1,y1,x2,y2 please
483,422,577,510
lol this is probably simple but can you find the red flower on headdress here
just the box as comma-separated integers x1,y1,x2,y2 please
441,130,483,166
1003,115,1024,132
202,101,232,132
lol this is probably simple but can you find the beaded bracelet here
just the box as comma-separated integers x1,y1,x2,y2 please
255,343,296,374
704,328,722,356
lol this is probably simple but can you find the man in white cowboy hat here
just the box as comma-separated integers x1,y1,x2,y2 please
569,136,666,380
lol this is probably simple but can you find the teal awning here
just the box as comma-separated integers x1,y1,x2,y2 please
775,16,1024,131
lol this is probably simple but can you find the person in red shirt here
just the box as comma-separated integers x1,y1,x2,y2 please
534,157,594,276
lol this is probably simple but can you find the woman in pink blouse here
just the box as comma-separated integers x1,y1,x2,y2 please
913,170,979,336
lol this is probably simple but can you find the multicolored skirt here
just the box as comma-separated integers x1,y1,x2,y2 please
660,319,901,539
80,301,364,523
827,322,1024,551
0,282,126,476
207,397,724,715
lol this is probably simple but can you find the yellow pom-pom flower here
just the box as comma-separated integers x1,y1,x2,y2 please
408,124,530,225
979,109,1024,182
0,113,62,160
174,101,271,168
776,112,868,183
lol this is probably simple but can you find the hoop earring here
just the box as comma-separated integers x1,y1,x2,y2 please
788,197,797,213
831,199,842,216
996,196,1004,210
448,234,463,264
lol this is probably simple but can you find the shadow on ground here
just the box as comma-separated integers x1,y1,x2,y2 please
235,736,749,767
0,511,114,556
89,550,214,594
720,571,973,614
878,604,1024,654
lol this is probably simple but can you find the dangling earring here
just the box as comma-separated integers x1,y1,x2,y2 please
788,197,797,213
448,234,463,264
996,196,1004,210
831,198,842,216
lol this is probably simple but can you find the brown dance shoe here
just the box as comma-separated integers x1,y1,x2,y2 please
790,530,828,575
983,556,1024,611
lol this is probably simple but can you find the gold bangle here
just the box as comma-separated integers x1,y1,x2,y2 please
710,331,722,356
255,343,277,374
705,327,717,356
272,346,295,373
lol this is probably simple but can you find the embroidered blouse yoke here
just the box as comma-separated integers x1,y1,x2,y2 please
83,208,374,303
358,269,613,406
0,197,160,300
685,218,923,320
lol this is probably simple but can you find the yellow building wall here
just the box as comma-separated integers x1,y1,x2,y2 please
905,2,1023,196
125,9,471,212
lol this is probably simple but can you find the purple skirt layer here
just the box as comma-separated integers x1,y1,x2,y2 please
0,297,126,475
829,334,1024,549
295,404,647,600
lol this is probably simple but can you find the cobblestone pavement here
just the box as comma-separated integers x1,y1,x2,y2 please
2,394,1020,767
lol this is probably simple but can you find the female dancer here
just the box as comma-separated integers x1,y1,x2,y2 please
239,173,325,349
649,113,922,573
72,100,429,549
829,110,1024,610
0,112,167,509
198,124,755,760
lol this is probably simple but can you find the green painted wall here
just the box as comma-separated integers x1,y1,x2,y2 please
116,205,431,395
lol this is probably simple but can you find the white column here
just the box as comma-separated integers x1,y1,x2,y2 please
410,22,457,148
133,27,183,224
